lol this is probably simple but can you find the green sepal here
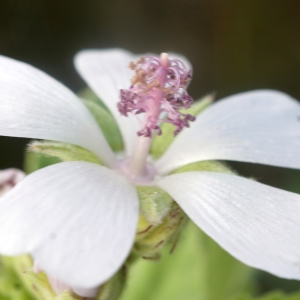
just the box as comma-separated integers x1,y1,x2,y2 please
24,270,80,300
121,221,254,300
78,88,124,152
1,256,83,300
151,93,214,159
78,87,107,108
136,186,173,226
23,270,56,300
171,160,235,175
82,99,124,152
134,202,187,258
24,151,60,174
28,141,103,165
97,267,126,300
0,255,36,300
56,293,79,300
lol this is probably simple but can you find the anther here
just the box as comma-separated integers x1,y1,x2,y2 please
117,53,195,138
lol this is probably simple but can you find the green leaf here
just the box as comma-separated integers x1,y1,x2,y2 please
28,141,103,165
151,93,214,159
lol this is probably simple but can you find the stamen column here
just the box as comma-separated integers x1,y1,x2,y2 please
117,52,194,182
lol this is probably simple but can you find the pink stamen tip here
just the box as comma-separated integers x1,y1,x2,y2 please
118,53,196,137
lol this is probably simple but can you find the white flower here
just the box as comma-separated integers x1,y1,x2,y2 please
0,49,300,297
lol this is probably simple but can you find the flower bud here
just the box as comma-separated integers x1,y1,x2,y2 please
134,200,187,259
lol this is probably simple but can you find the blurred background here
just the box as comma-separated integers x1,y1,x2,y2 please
0,0,300,298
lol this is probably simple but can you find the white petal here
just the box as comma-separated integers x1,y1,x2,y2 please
155,90,300,174
157,171,300,279
74,49,140,156
74,49,192,156
0,161,139,288
0,55,115,167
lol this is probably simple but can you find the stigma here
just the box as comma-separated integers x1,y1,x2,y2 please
117,53,195,138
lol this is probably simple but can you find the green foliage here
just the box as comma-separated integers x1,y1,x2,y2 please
151,93,214,159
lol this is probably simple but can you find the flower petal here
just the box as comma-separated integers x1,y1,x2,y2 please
74,49,141,156
0,161,139,288
0,55,115,167
74,49,192,156
155,90,300,174
157,171,300,279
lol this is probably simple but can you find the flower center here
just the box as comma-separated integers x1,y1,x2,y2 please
117,53,195,183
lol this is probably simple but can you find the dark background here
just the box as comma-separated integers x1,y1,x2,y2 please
0,0,300,295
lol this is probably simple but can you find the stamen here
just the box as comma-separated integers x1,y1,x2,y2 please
118,53,195,138
118,53,195,181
